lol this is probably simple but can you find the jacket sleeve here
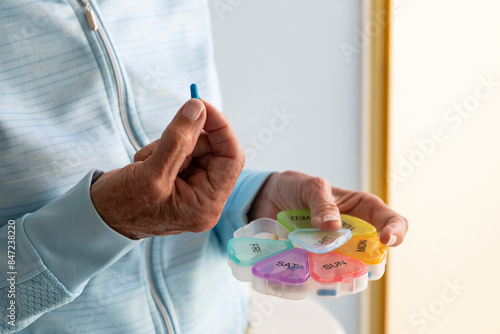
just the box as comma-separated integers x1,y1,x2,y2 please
214,169,275,247
0,170,141,333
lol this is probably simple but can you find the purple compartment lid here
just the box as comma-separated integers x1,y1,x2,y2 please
252,248,310,284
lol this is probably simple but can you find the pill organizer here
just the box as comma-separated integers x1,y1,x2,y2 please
227,210,388,300
335,235,387,280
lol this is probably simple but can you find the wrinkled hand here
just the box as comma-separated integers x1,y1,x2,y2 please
90,98,245,239
248,171,408,246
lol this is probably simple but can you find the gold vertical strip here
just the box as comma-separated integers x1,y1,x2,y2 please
370,1,390,199
365,0,391,333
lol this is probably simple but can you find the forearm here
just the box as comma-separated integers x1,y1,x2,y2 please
0,170,140,332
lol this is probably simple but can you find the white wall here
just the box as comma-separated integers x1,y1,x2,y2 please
210,1,363,333
387,1,500,333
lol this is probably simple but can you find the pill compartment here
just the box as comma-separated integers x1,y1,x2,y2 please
252,248,310,300
367,257,387,280
308,251,368,298
277,209,377,237
277,209,314,231
233,217,290,239
338,214,377,237
288,228,352,254
227,237,293,282
334,235,388,280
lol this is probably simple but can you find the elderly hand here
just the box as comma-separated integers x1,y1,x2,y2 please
248,171,408,246
90,98,245,239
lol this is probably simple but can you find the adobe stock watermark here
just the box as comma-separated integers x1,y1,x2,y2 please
389,74,499,187
241,107,296,162
340,0,403,64
399,277,466,333
133,64,169,103
248,295,286,329
8,6,49,54
210,0,244,21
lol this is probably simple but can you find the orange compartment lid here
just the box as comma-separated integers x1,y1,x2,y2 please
334,235,387,265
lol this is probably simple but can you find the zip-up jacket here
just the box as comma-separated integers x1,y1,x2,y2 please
0,0,272,332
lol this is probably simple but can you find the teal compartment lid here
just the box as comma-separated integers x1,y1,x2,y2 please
227,237,293,266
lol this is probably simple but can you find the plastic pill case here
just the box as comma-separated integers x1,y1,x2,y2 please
227,209,387,300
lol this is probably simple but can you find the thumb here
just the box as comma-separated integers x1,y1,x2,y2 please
305,178,342,230
146,98,206,179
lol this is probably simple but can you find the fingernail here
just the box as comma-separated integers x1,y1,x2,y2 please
322,214,341,224
182,99,203,120
386,234,397,246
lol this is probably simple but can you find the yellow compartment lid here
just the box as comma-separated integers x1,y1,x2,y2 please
277,209,377,237
340,215,377,237
334,235,387,265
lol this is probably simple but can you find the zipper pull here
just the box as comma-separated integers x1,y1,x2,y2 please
81,0,98,31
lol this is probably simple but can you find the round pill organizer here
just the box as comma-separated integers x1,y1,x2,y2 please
227,209,387,300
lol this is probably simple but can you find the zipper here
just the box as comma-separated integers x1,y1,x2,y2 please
146,238,176,334
79,1,174,333
81,0,97,30
80,0,142,152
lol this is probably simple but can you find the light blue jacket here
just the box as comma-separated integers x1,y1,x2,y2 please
0,0,271,333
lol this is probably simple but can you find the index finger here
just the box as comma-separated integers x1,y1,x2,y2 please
372,206,408,247
198,98,245,191
333,189,409,247
200,98,243,159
